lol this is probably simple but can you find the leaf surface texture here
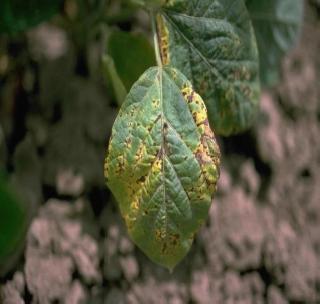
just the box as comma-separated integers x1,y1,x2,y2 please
105,67,220,269
156,0,260,135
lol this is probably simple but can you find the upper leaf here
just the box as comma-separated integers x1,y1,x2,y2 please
246,0,304,87
105,67,220,269
156,0,260,136
0,0,62,34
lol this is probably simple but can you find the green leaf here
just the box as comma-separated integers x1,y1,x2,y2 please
102,54,128,106
246,0,304,86
156,0,260,136
108,31,156,91
105,67,220,269
0,0,62,34
0,174,28,270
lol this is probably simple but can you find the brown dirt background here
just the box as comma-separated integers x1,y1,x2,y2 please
1,0,320,303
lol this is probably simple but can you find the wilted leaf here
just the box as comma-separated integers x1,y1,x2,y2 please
105,67,220,269
246,0,304,86
108,31,156,91
0,0,62,34
156,0,260,136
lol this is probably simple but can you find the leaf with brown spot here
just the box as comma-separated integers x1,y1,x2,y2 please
155,0,261,136
105,67,220,269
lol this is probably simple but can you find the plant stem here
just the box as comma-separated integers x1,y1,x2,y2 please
151,11,162,68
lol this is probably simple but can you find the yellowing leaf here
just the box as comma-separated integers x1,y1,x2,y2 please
105,67,220,269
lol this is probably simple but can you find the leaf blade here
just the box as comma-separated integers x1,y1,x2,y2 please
107,31,156,91
102,54,128,106
0,174,28,272
157,0,260,136
105,67,220,269
246,0,304,86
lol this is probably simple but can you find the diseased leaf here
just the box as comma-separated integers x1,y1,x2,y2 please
0,0,62,34
156,0,260,136
246,0,304,86
105,67,220,269
108,31,156,91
